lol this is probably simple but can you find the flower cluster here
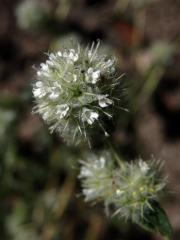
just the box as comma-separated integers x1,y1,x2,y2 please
33,41,124,144
79,152,166,222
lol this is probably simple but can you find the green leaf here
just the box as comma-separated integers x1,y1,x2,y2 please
136,201,173,239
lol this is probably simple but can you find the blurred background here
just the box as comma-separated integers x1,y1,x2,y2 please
0,0,180,239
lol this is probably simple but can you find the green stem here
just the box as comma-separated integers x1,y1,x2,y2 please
106,140,125,170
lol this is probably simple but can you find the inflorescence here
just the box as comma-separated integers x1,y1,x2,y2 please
32,40,171,237
79,152,166,223
33,41,124,145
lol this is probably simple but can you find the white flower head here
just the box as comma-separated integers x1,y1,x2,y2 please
139,159,150,174
33,41,125,145
79,153,167,224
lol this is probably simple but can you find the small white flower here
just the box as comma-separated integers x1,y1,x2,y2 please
69,49,79,62
40,63,48,71
46,60,54,66
37,71,42,76
97,94,113,108
33,87,46,98
86,68,100,84
99,157,106,168
106,59,114,68
49,53,56,61
49,87,60,100
139,159,150,174
56,104,69,119
49,92,59,100
85,68,93,81
81,108,99,125
35,81,43,87
73,74,77,82
88,50,93,59
79,166,93,178
42,111,50,121
92,70,100,83
63,49,78,63
57,51,62,57
83,189,96,201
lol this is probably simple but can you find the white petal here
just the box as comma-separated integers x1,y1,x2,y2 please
88,111,99,125
33,88,41,97
99,98,113,108
42,112,50,121
37,71,42,76
69,50,75,59
35,81,43,87
49,53,56,61
82,108,98,125
46,60,53,66
92,70,100,84
106,59,114,67
69,49,75,54
99,157,106,167
57,51,62,57
98,95,113,108
49,91,59,100
56,104,69,119
90,111,99,119
40,63,48,71
80,167,93,178
49,87,60,100
139,160,149,173
88,50,92,58
87,67,93,74
73,54,78,62
83,189,96,200
63,51,68,58
73,74,77,82
92,70,100,80
87,118,94,125
33,88,45,98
